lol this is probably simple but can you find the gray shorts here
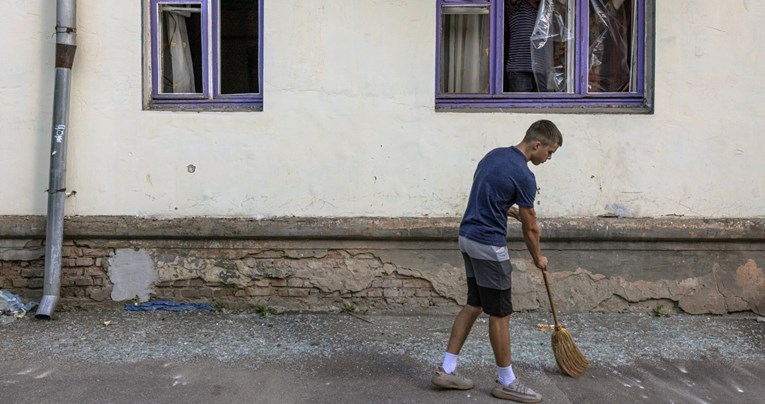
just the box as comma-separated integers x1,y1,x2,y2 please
459,236,513,290
459,236,514,316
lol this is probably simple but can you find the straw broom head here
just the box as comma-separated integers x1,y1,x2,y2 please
542,270,590,377
551,323,590,378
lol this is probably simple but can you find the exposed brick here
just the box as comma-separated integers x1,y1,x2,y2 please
415,288,432,297
61,287,85,298
246,287,271,296
173,280,190,287
82,248,111,257
411,297,436,307
75,257,95,267
385,297,416,306
270,279,287,287
288,288,310,297
74,277,93,286
61,258,77,267
213,288,235,298
0,267,21,277
382,279,403,288
198,288,214,298
64,268,84,276
180,289,200,298
27,278,44,289
88,287,110,302
366,288,383,297
62,246,83,257
12,278,28,288
252,279,269,287
21,268,44,278
92,277,109,286
398,288,416,297
403,279,431,288
85,267,106,276
155,288,176,298
277,289,290,297
189,278,205,287
383,289,399,297
24,240,44,248
371,279,384,288
287,278,303,287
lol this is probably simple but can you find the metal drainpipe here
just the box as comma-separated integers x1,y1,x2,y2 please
36,0,77,320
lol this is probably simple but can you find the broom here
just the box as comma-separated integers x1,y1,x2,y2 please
541,270,590,377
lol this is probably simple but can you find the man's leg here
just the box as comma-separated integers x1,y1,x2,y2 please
446,304,483,355
432,305,482,390
431,242,482,390
488,313,542,402
488,314,511,367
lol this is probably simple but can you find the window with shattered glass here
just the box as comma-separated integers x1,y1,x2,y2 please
437,0,652,111
147,0,262,110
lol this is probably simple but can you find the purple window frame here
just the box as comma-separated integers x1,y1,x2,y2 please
435,0,651,111
149,0,263,109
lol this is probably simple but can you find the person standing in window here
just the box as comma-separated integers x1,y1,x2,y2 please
505,0,546,92
431,120,562,403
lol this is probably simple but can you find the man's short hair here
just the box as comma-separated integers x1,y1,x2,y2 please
522,120,562,147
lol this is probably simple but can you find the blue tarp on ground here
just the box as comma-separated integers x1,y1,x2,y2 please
0,290,38,317
124,300,214,312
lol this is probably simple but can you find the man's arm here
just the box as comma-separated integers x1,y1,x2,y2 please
508,206,521,223
518,207,548,271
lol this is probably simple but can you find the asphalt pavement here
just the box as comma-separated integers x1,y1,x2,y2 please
1,306,764,404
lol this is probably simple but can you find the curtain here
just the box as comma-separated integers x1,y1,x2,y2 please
442,14,490,94
163,10,196,93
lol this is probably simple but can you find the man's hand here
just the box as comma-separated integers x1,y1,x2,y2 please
508,206,521,223
534,256,548,271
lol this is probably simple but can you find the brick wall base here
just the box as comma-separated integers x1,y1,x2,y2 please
1,216,763,315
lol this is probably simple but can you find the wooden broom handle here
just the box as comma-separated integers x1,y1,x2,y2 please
542,270,560,327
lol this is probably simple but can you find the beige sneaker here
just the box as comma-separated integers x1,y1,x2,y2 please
491,379,542,402
431,367,474,390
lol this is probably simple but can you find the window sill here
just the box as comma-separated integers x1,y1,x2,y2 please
144,99,263,112
435,97,653,114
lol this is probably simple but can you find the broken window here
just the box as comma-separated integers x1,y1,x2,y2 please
436,0,653,111
148,0,262,109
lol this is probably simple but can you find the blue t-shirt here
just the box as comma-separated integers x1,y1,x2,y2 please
459,146,537,247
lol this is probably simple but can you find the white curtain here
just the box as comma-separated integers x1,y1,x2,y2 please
442,14,490,94
163,10,195,93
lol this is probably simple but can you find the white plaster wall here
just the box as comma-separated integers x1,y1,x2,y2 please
1,0,763,219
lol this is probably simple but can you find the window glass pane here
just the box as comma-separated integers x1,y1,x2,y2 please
159,4,203,94
588,0,634,92
504,0,574,93
440,6,490,94
220,0,259,94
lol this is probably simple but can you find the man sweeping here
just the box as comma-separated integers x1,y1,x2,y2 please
431,120,562,402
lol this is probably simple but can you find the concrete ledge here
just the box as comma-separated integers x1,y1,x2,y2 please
1,215,764,242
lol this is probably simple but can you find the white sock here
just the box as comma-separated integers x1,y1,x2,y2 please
442,352,459,374
497,365,516,386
